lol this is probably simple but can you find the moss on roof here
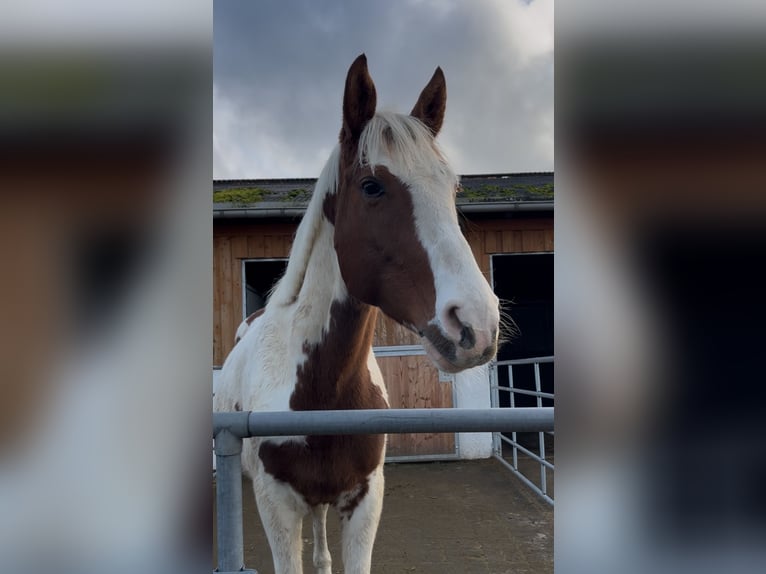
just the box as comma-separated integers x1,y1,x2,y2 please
213,175,553,206
282,188,313,202
212,187,267,205
213,185,315,206
458,182,554,202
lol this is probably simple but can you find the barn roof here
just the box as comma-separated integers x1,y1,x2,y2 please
213,172,553,219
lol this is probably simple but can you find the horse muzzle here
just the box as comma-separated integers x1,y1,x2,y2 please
420,322,498,373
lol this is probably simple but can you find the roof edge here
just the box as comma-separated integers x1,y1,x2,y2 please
213,200,553,220
213,171,554,186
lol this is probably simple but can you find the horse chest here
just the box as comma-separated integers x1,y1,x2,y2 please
258,433,384,508
258,353,388,508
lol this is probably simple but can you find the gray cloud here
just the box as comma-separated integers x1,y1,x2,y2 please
214,0,553,178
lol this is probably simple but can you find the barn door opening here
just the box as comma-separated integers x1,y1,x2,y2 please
492,253,553,364
491,252,553,404
491,253,554,499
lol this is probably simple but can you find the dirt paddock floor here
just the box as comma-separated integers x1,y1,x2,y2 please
214,458,553,574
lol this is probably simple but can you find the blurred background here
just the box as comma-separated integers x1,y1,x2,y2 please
0,1,212,573
1,1,765,573
556,1,766,573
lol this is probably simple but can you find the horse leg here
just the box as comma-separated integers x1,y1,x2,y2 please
311,504,332,574
253,474,306,574
339,466,385,574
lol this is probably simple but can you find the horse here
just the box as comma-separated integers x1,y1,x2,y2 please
214,54,500,574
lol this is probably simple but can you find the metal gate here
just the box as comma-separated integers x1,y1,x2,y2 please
213,407,554,574
490,356,555,505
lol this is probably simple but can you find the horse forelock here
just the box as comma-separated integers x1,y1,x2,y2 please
357,111,457,185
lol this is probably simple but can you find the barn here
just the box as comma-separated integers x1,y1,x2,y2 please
213,172,553,461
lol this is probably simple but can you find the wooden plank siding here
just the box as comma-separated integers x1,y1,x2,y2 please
377,355,455,457
213,223,293,365
213,215,552,458
213,217,553,366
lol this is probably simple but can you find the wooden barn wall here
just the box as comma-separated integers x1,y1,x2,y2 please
213,222,296,368
378,354,456,457
213,217,553,366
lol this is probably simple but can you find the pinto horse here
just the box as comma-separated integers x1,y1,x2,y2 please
214,54,500,574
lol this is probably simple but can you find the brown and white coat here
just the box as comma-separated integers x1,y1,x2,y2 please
214,54,499,574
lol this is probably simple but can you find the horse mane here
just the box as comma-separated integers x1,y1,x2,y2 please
270,111,457,306
269,145,340,306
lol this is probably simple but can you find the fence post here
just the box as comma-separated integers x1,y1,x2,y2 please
214,428,256,573
488,360,501,457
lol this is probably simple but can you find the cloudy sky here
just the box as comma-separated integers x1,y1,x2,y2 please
213,0,553,179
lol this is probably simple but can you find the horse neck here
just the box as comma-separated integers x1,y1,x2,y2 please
288,217,379,398
269,145,378,396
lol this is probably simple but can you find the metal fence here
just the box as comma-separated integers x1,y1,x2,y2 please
490,356,555,505
213,407,554,574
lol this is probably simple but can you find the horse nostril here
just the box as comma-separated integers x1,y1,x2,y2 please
459,324,476,350
443,304,477,350
445,305,460,326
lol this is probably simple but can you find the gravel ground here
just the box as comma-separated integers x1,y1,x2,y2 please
214,458,553,573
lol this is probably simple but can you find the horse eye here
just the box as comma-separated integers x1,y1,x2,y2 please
361,179,385,198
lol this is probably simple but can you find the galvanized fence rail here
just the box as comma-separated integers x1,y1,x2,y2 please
490,356,555,505
213,407,554,574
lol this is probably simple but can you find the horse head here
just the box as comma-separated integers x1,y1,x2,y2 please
325,54,500,373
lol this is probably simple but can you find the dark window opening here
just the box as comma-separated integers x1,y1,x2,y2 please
243,259,287,317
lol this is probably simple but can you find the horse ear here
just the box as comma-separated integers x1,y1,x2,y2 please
410,67,446,136
342,54,377,142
